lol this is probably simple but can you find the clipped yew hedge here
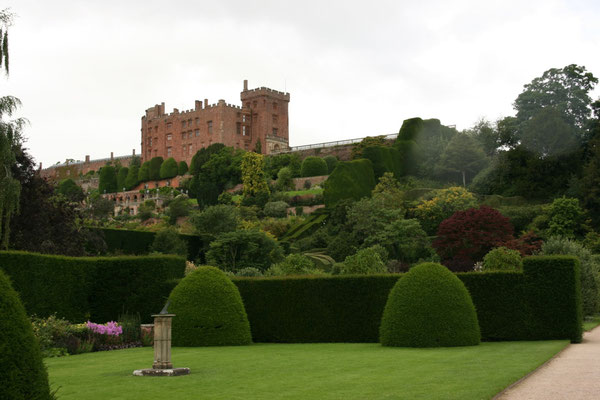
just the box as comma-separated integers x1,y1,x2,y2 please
89,227,209,261
323,159,376,207
169,266,252,346
0,269,52,400
234,256,582,343
0,251,185,323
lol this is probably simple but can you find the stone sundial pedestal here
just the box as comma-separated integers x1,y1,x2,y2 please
133,311,190,377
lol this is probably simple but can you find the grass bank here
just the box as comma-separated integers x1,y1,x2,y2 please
47,341,567,400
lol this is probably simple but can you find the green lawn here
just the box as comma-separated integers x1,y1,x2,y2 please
47,341,567,400
584,315,600,331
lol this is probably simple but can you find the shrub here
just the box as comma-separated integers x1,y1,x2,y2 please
301,156,328,177
324,155,338,174
98,164,117,194
323,159,376,207
412,186,478,235
351,135,389,159
178,160,189,176
233,256,581,343
0,269,52,400
236,267,263,277
137,161,150,182
191,205,239,237
275,167,294,191
169,266,252,346
303,180,312,189
149,157,164,180
151,227,188,257
541,237,599,316
206,230,283,272
547,197,585,238
379,262,480,347
433,206,515,271
57,178,84,202
137,199,155,221
482,247,523,271
362,145,405,179
267,254,316,276
160,157,179,179
263,201,288,218
116,167,129,191
125,163,140,189
166,195,191,224
341,246,387,275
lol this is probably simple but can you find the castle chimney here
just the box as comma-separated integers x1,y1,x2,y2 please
111,152,114,161
85,155,90,163
195,100,202,110
132,149,136,156
39,162,42,170
243,80,248,91
204,99,208,108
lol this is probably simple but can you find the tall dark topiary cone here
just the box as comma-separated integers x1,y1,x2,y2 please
0,269,52,399
169,266,252,346
380,262,480,347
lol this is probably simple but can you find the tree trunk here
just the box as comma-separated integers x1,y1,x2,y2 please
462,170,466,187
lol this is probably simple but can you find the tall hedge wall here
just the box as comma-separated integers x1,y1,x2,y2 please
362,145,405,179
323,159,376,207
0,251,185,323
234,256,582,343
89,227,208,262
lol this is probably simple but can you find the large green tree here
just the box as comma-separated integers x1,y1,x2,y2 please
436,133,488,186
514,64,598,130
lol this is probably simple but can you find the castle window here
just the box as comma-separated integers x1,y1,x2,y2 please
181,133,186,140
167,134,172,141
166,122,172,130
182,120,186,128
195,118,199,125
273,128,278,136
182,145,186,153
242,126,248,136
195,129,200,137
188,144,193,154
167,147,172,157
242,115,247,122
149,138,153,146
188,119,192,126
188,132,192,139
207,121,213,134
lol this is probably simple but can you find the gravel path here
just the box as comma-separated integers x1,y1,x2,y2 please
495,326,600,399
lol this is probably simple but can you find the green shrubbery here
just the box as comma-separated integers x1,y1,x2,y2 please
301,156,328,177
0,251,185,323
206,230,283,272
169,266,252,346
323,159,376,207
151,227,188,257
482,247,523,271
234,256,582,343
0,269,52,400
341,246,387,275
380,262,480,347
263,201,289,218
362,145,404,179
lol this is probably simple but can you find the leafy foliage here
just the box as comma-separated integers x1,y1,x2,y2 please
206,229,283,272
300,156,328,177
57,178,84,202
98,164,117,193
267,253,318,276
0,269,52,400
169,266,252,346
412,186,478,235
433,206,515,271
116,167,128,191
323,159,376,207
192,204,239,237
165,194,190,224
242,151,270,200
482,247,523,271
341,246,387,275
436,133,487,185
380,262,480,347
263,201,288,218
137,161,150,182
324,155,338,174
351,135,389,159
159,157,178,179
148,157,164,180
151,227,189,257
275,166,294,191
546,197,585,238
178,160,188,176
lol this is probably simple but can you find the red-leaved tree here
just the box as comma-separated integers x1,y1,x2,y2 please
433,206,515,271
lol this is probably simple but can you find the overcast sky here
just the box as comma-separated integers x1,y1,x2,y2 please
3,0,600,167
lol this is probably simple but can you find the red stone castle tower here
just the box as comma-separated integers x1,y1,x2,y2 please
141,80,290,163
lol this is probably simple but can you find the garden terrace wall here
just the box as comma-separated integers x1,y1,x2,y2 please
233,256,582,343
0,251,185,323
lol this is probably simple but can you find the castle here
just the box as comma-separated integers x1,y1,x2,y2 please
141,80,290,163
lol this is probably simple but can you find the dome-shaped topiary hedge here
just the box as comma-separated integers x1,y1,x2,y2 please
379,262,480,347
169,266,252,346
0,269,52,400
